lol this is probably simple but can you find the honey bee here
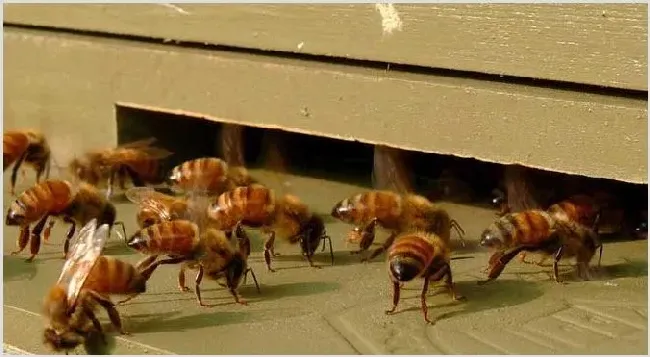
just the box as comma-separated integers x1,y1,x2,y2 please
167,157,256,196
126,219,259,306
42,220,161,354
4,130,52,195
5,179,126,262
69,138,172,199
125,186,191,229
207,183,333,272
477,210,600,285
384,231,465,324
331,190,466,262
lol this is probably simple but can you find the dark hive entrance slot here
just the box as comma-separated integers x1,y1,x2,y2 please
115,105,376,187
116,105,222,176
242,127,376,187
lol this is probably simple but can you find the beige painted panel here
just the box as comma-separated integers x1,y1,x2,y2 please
3,3,648,91
3,28,647,184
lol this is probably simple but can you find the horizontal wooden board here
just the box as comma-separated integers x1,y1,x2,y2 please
3,3,648,91
3,28,647,184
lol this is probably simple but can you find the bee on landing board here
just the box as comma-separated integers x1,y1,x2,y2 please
384,231,466,324
125,186,192,229
167,157,257,196
42,220,161,354
126,218,260,306
331,190,466,262
5,179,126,262
477,210,600,285
68,138,173,200
3,129,52,195
207,183,334,272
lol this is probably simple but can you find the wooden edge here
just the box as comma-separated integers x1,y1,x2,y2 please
3,3,648,91
3,28,648,184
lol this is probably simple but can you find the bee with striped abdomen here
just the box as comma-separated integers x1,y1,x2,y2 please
69,138,172,199
5,179,125,262
478,210,600,284
331,190,465,262
384,231,465,324
207,183,333,272
168,157,257,196
42,220,161,354
126,218,259,306
125,186,192,229
4,129,52,195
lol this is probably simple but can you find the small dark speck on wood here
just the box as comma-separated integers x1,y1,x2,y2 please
301,107,311,117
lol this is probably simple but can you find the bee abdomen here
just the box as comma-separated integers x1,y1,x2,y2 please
499,210,555,245
129,220,198,256
173,157,228,191
84,256,137,294
21,179,73,214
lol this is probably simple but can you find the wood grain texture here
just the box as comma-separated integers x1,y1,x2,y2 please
3,28,647,184
3,3,647,91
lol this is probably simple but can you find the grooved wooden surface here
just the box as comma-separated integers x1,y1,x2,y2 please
3,28,647,184
3,3,648,90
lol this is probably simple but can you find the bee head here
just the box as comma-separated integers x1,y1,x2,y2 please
299,215,326,256
491,189,505,207
126,231,147,252
331,198,353,222
6,200,27,226
389,257,421,282
99,203,117,227
166,167,182,187
479,228,504,249
43,328,85,353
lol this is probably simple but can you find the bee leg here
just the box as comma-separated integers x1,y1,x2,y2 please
535,255,549,267
87,291,130,336
194,265,207,306
139,256,187,282
106,169,116,200
478,245,532,285
325,235,334,266
450,220,467,248
234,222,251,257
385,281,401,315
263,231,277,272
245,268,261,294
117,168,128,190
124,166,145,187
11,225,31,256
9,151,27,196
419,278,434,324
442,263,465,301
135,254,159,271
111,221,127,243
63,217,76,258
178,264,190,292
26,214,49,262
363,229,395,263
552,246,565,283
82,305,107,344
43,220,56,243
225,269,247,305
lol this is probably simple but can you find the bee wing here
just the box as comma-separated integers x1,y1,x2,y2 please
125,186,174,221
117,137,158,149
56,219,110,307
